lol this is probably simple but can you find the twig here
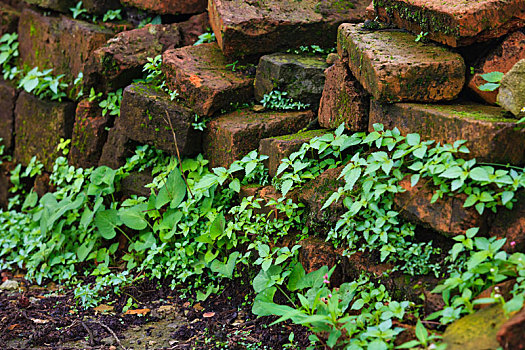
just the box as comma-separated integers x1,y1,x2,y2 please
164,110,194,199
92,320,127,350
80,321,95,347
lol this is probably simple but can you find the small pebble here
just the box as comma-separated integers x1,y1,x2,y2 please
0,280,19,291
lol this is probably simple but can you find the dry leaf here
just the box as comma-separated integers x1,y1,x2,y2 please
7,324,19,330
182,301,190,308
31,318,49,324
203,312,215,318
193,303,204,311
124,308,150,315
93,304,114,313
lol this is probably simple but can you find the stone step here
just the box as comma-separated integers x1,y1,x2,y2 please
490,191,525,253
318,58,369,131
14,92,76,171
84,24,182,93
22,0,75,13
468,31,525,105
162,43,254,117
498,59,525,117
18,8,115,86
254,53,329,107
203,108,315,169
0,79,17,154
0,2,19,36
99,83,202,169
369,101,525,165
338,23,465,102
208,0,370,58
372,0,525,47
259,129,327,178
69,99,110,169
120,0,207,15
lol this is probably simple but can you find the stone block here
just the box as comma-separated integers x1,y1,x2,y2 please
18,8,114,85
69,99,110,169
369,101,525,165
82,0,121,15
14,92,76,171
99,83,202,169
497,307,525,350
178,12,210,47
254,53,328,107
208,0,370,58
372,0,525,47
203,108,315,169
489,191,525,253
0,161,15,210
23,0,75,13
0,79,17,153
318,58,369,131
394,177,492,237
259,129,327,178
163,43,254,117
338,23,465,102
498,59,525,116
0,2,19,36
468,31,525,105
84,23,182,93
121,0,207,15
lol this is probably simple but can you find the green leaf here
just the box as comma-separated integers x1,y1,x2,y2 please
253,264,282,293
478,83,500,91
467,250,490,270
118,204,148,230
414,319,428,344
281,179,294,196
77,241,95,262
503,294,524,315
95,209,119,239
156,169,186,209
406,133,420,146
327,329,342,348
480,71,504,83
229,178,241,193
22,190,38,210
295,266,329,290
287,262,306,291
210,251,240,279
209,212,225,240
470,167,491,182
440,166,463,179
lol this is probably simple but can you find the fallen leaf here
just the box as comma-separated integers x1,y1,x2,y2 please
193,303,204,311
182,301,190,308
31,318,49,324
7,324,19,331
203,312,215,318
93,304,114,313
124,308,150,316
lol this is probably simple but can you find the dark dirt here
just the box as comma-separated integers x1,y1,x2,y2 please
0,271,311,350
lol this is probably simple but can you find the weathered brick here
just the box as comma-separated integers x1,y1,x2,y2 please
18,8,114,85
69,99,110,169
81,0,121,15
203,108,315,169
369,101,525,165
259,129,326,178
0,2,19,36
468,31,525,105
254,53,328,107
0,161,15,210
163,43,254,117
14,92,76,171
318,58,369,131
99,83,202,169
208,0,370,58
497,307,525,350
338,23,465,102
84,24,182,92
23,0,75,13
373,0,525,47
498,59,525,117
0,79,17,153
121,0,207,15
394,177,492,237
178,12,210,47
489,191,525,253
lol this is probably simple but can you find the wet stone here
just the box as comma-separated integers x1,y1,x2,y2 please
14,92,76,171
468,31,525,105
497,59,525,117
84,24,182,92
318,58,369,131
22,0,75,13
0,79,17,153
0,2,19,36
372,0,525,47
259,129,327,178
18,8,114,85
162,43,254,117
337,23,465,102
203,108,315,169
254,53,329,108
369,101,525,166
208,0,370,58
120,0,207,15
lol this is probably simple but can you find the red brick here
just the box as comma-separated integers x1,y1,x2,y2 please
121,0,207,15
369,101,525,166
208,0,370,58
14,92,76,171
163,43,254,117
18,8,114,85
84,24,182,92
0,79,17,153
178,13,210,47
203,108,315,169
373,0,525,47
338,23,465,102
489,191,525,253
0,2,19,36
468,31,525,105
497,307,525,350
318,58,369,131
69,99,110,169
394,177,492,237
